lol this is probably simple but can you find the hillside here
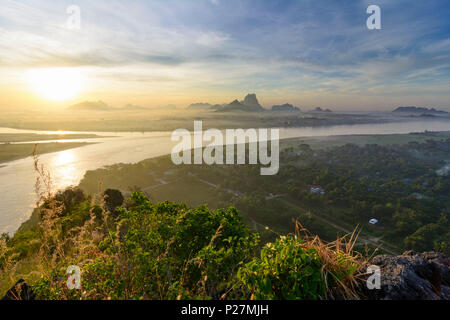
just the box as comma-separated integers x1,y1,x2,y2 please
0,190,360,299
77,134,450,256
2,189,448,300
0,142,91,164
1,133,450,300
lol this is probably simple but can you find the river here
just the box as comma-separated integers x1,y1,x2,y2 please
1,120,450,234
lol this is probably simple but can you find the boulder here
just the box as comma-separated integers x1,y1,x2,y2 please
358,251,450,300
241,93,263,110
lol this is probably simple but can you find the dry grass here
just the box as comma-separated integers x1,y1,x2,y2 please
34,145,116,299
32,145,66,275
1,146,370,300
294,221,366,300
0,146,111,299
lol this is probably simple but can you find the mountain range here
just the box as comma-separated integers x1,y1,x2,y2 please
69,101,178,111
68,100,112,111
187,94,265,112
271,103,301,112
310,107,332,113
393,106,449,114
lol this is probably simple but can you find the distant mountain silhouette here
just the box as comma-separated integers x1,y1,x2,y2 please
393,106,449,114
271,103,300,112
221,100,247,112
68,101,112,111
310,107,332,113
222,94,264,112
187,94,266,112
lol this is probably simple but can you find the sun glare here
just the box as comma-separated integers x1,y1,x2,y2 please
27,68,83,101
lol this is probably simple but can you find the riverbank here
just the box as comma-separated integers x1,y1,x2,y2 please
1,123,450,235
0,142,92,164
75,130,450,256
0,133,102,143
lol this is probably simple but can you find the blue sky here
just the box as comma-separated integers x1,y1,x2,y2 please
0,0,449,110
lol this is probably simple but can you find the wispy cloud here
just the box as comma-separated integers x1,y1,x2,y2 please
0,0,449,109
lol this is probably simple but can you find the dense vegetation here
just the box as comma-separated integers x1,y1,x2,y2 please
196,139,450,254
79,136,450,255
1,189,360,300
2,133,448,299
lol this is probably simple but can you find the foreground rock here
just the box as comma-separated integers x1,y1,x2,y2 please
3,251,449,300
1,279,35,300
358,251,450,300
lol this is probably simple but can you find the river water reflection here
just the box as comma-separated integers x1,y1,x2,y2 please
1,120,450,233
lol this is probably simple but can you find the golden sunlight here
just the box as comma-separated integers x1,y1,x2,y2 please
27,68,83,101
53,149,75,166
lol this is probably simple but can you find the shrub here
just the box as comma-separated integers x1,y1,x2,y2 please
103,189,124,213
237,224,362,300
238,236,325,299
33,192,258,300
6,188,363,300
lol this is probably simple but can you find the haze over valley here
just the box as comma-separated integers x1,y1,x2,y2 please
1,0,449,301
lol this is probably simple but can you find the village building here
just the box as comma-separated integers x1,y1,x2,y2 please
310,186,325,195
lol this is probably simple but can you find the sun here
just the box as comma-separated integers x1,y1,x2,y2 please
27,68,83,101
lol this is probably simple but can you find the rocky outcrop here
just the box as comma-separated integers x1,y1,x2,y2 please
1,279,35,300
358,251,450,300
240,94,263,110
4,251,448,300
222,98,262,112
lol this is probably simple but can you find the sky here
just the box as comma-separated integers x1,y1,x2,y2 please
0,0,449,111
